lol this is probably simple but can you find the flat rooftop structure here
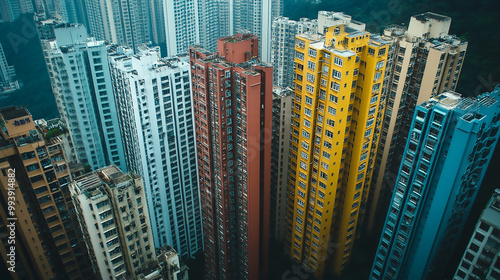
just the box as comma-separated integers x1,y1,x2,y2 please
0,106,29,120
219,33,257,43
74,173,105,198
101,165,132,185
413,12,450,23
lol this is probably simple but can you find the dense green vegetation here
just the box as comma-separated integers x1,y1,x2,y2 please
0,14,58,120
285,0,500,97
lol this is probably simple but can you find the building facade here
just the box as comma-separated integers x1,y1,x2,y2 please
270,87,293,241
70,165,157,279
370,89,500,280
454,189,500,280
109,46,203,257
271,12,365,90
0,0,34,22
271,16,317,88
285,23,390,277
190,33,272,280
84,0,150,51
37,20,127,171
0,43,21,94
366,12,468,233
0,106,92,279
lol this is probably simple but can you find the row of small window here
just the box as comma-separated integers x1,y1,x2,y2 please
295,50,344,67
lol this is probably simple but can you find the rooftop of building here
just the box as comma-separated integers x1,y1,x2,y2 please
101,165,134,186
421,87,500,121
109,45,189,72
0,106,29,120
413,12,451,23
191,47,269,74
74,173,105,198
296,32,323,42
219,33,257,44
273,87,294,97
318,11,352,20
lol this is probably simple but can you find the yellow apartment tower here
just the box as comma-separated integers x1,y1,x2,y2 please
285,23,389,278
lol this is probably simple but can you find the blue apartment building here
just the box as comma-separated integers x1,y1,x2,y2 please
370,87,500,280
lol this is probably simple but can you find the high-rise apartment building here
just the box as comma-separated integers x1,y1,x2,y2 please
285,22,389,278
370,89,500,280
84,0,150,51
315,11,366,34
37,20,127,171
148,0,165,46
0,0,34,22
35,0,88,25
163,0,199,56
190,33,272,280
271,16,317,88
366,13,468,233
270,87,293,241
271,12,365,88
0,106,93,279
109,46,203,257
454,189,500,280
0,43,21,94
70,165,157,279
196,0,230,53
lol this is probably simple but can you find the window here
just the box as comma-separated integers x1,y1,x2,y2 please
372,83,381,92
301,151,308,159
298,189,306,198
334,57,343,66
309,48,317,57
358,163,366,172
322,151,330,159
330,82,340,91
305,96,313,105
332,69,342,79
321,161,329,170
360,151,368,162
302,130,310,139
306,85,314,93
300,161,308,170
301,141,309,150
308,61,316,70
376,61,384,70
365,129,373,137
304,108,312,117
307,73,315,83
295,51,304,60
327,119,335,127
325,130,333,138
299,181,306,189
366,118,374,128
303,119,311,128
368,106,376,116
324,141,332,149
370,95,378,104
329,94,338,103
328,106,336,116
